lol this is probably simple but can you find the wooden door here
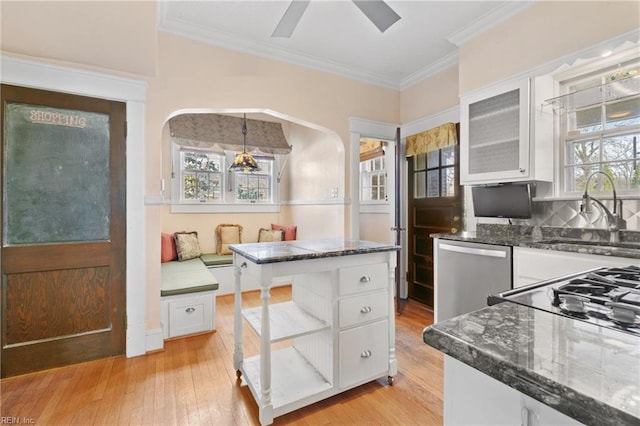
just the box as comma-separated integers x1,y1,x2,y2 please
407,137,463,309
1,84,127,377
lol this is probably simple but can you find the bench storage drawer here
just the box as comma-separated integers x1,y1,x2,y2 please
161,291,215,339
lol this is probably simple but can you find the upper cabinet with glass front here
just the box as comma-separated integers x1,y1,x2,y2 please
460,79,536,184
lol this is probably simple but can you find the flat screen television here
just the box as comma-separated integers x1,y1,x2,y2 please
472,183,533,219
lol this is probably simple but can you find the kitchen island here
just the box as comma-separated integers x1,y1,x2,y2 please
423,302,640,425
231,239,399,426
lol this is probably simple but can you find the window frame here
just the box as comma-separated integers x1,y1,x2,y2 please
170,144,280,213
234,158,275,204
555,54,640,198
412,145,458,200
360,155,387,205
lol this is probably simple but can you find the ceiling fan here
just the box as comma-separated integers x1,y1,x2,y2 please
272,0,401,38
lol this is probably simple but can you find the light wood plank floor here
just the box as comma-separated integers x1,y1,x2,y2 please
1,287,444,425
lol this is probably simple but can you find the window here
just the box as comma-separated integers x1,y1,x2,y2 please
173,146,279,211
181,151,223,202
235,159,273,203
360,156,387,203
413,145,456,199
559,58,640,194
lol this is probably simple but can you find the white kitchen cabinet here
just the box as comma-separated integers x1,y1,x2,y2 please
513,247,637,287
232,242,397,425
444,355,582,425
460,78,553,185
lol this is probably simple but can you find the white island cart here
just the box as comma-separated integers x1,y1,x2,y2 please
231,239,399,425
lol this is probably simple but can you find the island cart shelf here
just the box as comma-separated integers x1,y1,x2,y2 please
231,239,399,425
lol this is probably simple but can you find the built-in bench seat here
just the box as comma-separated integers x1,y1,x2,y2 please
199,253,233,267
161,257,219,339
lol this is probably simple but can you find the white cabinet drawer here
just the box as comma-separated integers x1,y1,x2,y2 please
338,263,388,296
164,292,215,338
339,320,389,389
339,291,388,328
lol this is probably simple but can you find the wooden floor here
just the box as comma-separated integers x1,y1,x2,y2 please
1,287,444,425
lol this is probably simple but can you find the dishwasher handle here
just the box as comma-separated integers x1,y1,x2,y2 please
439,242,508,258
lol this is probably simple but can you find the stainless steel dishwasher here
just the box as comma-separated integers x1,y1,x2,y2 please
434,238,512,323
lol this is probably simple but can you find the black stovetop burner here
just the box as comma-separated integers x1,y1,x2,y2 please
488,265,640,336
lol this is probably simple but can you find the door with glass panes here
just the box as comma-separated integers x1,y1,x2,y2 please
407,137,463,308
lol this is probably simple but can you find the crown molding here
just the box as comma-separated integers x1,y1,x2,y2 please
158,4,402,90
157,1,535,91
446,1,536,47
399,51,459,91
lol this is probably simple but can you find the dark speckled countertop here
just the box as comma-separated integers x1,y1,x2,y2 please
229,239,399,264
432,225,640,260
423,303,640,426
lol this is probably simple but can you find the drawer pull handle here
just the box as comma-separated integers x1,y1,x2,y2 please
185,307,196,313
360,350,372,358
360,306,372,313
360,276,371,283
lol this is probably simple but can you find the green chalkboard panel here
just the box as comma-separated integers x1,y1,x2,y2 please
4,103,110,245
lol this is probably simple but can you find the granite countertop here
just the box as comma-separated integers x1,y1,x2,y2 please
229,239,399,264
423,302,640,425
432,226,640,260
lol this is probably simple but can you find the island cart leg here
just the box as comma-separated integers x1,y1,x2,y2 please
387,261,398,384
259,279,274,425
233,258,244,377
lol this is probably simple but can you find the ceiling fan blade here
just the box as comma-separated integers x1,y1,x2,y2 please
272,0,311,38
352,0,401,33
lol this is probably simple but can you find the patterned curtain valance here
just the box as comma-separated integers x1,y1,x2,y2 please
405,122,457,157
360,138,386,162
169,113,292,155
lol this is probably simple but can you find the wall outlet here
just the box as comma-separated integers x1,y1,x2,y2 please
331,187,338,198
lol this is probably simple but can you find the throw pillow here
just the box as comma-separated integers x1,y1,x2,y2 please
271,224,297,241
258,228,284,243
174,231,202,261
216,224,243,255
161,232,178,263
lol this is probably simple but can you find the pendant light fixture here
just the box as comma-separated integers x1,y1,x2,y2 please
230,113,260,172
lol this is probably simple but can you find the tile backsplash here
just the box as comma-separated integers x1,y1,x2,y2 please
530,198,639,231
475,198,640,231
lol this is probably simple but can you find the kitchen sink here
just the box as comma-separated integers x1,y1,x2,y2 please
539,239,640,251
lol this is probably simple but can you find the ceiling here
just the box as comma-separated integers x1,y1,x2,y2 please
158,1,535,90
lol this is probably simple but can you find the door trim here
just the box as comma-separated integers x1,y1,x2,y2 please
1,55,148,357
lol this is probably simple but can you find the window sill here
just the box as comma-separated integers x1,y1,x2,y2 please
360,203,390,214
170,203,280,214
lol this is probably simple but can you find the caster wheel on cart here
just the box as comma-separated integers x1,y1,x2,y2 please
387,376,395,386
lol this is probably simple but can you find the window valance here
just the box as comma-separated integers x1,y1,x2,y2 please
169,113,292,155
360,138,386,161
405,122,457,157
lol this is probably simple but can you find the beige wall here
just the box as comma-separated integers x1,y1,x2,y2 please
0,1,157,77
359,213,392,243
400,64,459,124
458,1,640,94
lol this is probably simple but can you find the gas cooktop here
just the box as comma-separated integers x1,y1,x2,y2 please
488,265,640,336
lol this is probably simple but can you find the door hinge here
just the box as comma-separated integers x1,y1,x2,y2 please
124,121,128,138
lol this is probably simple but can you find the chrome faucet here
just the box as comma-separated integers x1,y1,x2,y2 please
580,171,626,244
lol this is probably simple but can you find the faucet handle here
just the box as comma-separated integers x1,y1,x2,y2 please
580,193,591,214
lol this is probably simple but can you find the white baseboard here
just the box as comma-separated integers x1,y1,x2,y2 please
126,322,148,357
146,327,164,353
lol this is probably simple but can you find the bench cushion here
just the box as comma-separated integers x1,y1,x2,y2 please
200,253,233,267
161,258,219,297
